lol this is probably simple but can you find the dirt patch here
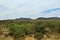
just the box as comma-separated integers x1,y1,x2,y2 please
25,36,35,40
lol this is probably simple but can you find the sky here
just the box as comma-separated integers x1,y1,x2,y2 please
0,0,60,20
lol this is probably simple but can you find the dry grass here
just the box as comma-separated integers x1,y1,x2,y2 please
0,36,14,40
42,34,60,40
0,34,60,40
25,37,35,40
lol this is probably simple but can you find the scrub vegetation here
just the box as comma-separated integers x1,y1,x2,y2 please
0,17,60,40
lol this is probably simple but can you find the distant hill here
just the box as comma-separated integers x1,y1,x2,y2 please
15,18,32,20
0,17,60,21
36,17,60,20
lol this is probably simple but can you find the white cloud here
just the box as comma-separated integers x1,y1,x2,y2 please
0,0,60,20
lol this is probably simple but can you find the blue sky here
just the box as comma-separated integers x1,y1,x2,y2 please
0,0,60,20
